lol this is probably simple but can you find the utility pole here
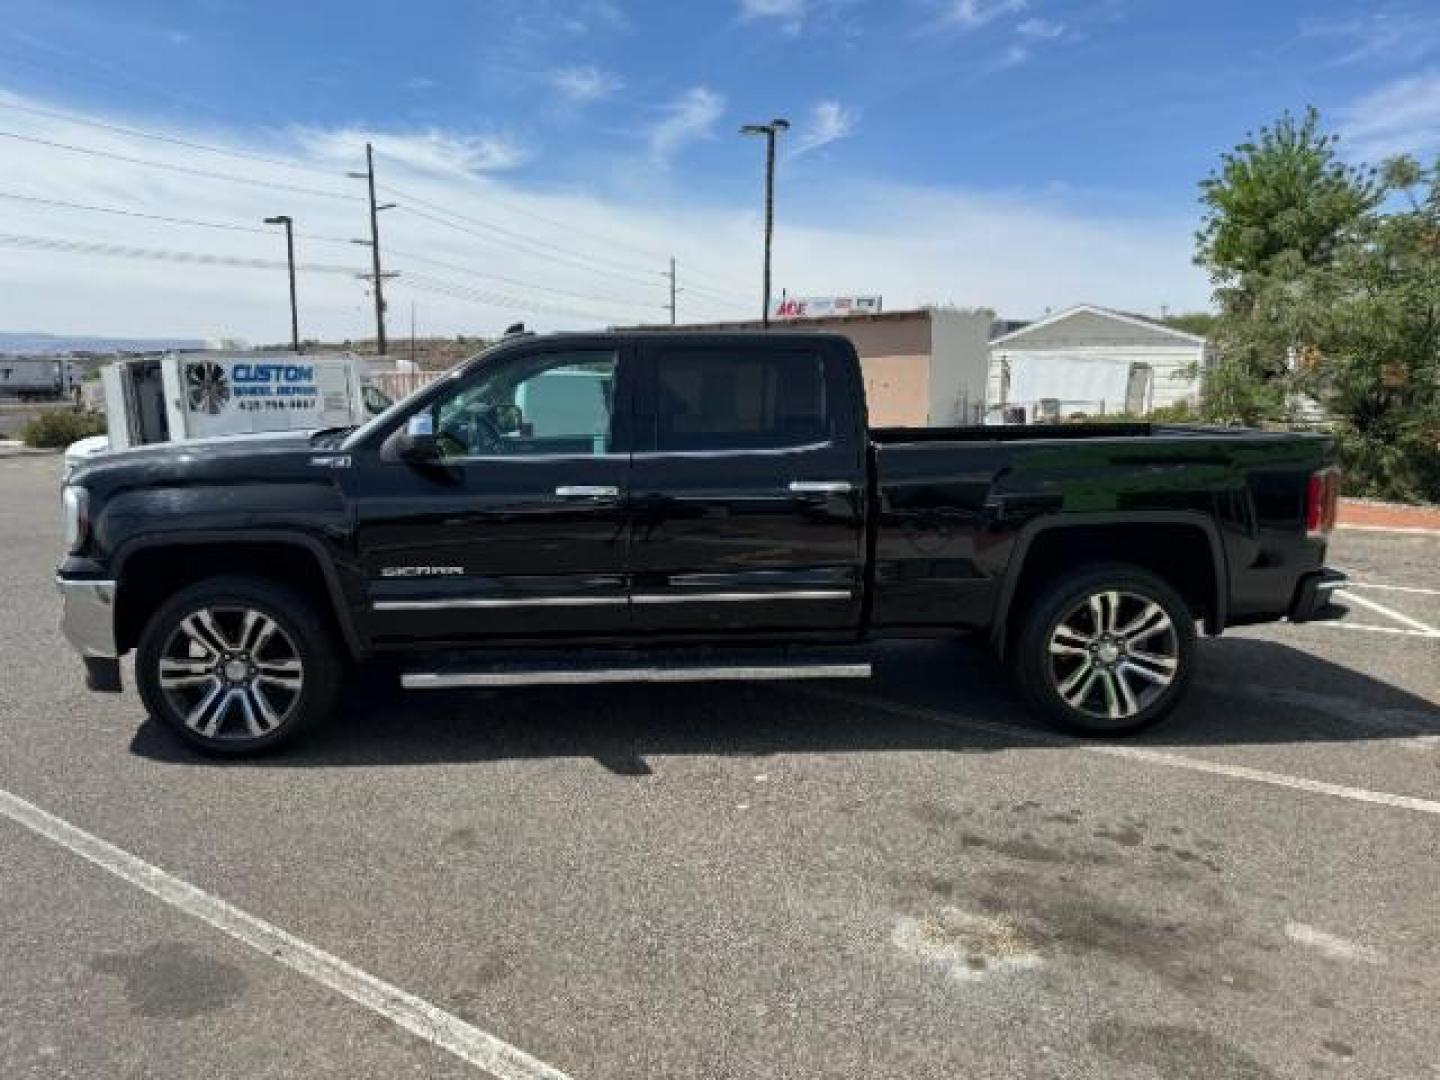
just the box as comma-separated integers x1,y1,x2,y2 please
666,257,677,325
349,142,397,355
740,118,789,328
263,214,299,352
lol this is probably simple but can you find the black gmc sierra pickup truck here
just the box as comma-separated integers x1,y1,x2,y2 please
57,331,1344,755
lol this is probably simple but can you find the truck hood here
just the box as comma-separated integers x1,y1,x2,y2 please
67,430,338,493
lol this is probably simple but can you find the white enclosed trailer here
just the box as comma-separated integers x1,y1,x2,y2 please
67,352,392,476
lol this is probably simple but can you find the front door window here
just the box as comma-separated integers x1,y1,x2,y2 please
426,350,618,460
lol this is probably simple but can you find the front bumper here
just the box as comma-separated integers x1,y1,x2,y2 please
1289,568,1347,623
57,576,123,691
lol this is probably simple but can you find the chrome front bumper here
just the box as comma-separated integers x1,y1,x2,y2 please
57,576,119,659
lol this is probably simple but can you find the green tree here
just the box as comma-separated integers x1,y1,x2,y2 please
1196,108,1381,426
1196,109,1440,501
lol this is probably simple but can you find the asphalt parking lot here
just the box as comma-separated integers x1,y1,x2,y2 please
2,452,1437,1080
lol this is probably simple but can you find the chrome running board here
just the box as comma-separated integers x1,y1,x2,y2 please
401,659,872,690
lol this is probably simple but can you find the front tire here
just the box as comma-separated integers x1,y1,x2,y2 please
1011,564,1196,736
136,576,341,756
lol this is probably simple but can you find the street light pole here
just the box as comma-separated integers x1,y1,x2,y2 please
741,118,789,328
263,215,299,352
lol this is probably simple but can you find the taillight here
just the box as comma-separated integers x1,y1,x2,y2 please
1306,467,1340,537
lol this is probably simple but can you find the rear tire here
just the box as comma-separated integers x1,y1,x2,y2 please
136,576,341,756
1011,564,1195,736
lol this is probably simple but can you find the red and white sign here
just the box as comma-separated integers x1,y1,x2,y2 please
772,295,882,320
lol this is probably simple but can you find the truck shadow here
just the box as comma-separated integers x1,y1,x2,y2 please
128,636,1440,772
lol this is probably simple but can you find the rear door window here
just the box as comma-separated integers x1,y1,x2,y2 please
652,347,827,452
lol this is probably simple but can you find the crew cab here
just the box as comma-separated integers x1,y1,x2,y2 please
56,331,1344,755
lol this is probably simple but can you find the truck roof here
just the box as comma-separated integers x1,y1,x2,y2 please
486,329,852,353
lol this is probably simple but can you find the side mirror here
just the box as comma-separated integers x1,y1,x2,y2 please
381,425,441,464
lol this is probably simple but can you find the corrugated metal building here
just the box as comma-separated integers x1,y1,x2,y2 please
987,305,1208,421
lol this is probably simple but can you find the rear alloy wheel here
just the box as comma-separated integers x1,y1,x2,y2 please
1014,566,1195,736
138,577,339,755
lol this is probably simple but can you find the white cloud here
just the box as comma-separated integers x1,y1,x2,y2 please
1341,72,1440,160
739,0,806,33
939,0,1027,30
1301,8,1440,68
403,75,437,92
646,87,725,167
990,42,1032,69
1017,17,1063,39
0,88,1207,344
548,65,624,104
299,126,530,175
791,101,857,158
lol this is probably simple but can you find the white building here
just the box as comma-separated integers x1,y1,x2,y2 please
987,304,1208,421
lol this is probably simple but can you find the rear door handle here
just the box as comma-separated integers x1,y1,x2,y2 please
788,480,853,495
555,485,620,498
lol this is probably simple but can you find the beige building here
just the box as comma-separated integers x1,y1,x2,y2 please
662,307,993,428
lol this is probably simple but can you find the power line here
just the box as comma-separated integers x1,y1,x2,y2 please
0,99,346,180
387,246,666,310
398,273,635,325
374,148,670,265
0,190,354,243
393,201,666,289
0,231,365,274
384,181,754,304
384,187,666,283
0,130,360,202
373,156,755,298
0,95,753,305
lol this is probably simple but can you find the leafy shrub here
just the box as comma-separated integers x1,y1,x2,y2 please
1333,423,1440,505
21,409,107,449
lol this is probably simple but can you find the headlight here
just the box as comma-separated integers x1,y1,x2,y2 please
62,485,89,553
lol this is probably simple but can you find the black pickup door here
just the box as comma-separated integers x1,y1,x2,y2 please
350,341,636,643
626,336,867,637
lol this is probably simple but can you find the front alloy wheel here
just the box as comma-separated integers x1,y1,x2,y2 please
137,576,340,756
157,607,304,740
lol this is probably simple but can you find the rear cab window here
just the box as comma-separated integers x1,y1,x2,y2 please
649,345,829,453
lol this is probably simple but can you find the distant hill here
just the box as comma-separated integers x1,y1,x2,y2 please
0,331,212,355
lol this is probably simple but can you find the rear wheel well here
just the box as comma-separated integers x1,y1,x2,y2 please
116,542,347,655
1001,523,1220,649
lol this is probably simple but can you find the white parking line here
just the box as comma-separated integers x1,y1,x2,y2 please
1336,589,1440,637
800,688,1440,817
1346,582,1440,598
1337,524,1440,537
0,787,573,1080
1304,621,1440,640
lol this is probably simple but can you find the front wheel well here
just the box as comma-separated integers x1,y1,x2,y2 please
999,522,1222,651
115,542,351,656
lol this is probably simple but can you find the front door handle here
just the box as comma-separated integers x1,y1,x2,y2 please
788,480,853,495
555,485,620,499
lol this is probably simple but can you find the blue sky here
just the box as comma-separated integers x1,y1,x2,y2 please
0,0,1437,340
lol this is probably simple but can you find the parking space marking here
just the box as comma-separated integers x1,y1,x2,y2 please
1337,524,1440,537
0,787,574,1080
800,688,1440,817
1305,621,1440,640
1345,582,1440,598
1336,589,1440,637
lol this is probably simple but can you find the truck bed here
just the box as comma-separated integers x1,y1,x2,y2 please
869,423,1262,444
